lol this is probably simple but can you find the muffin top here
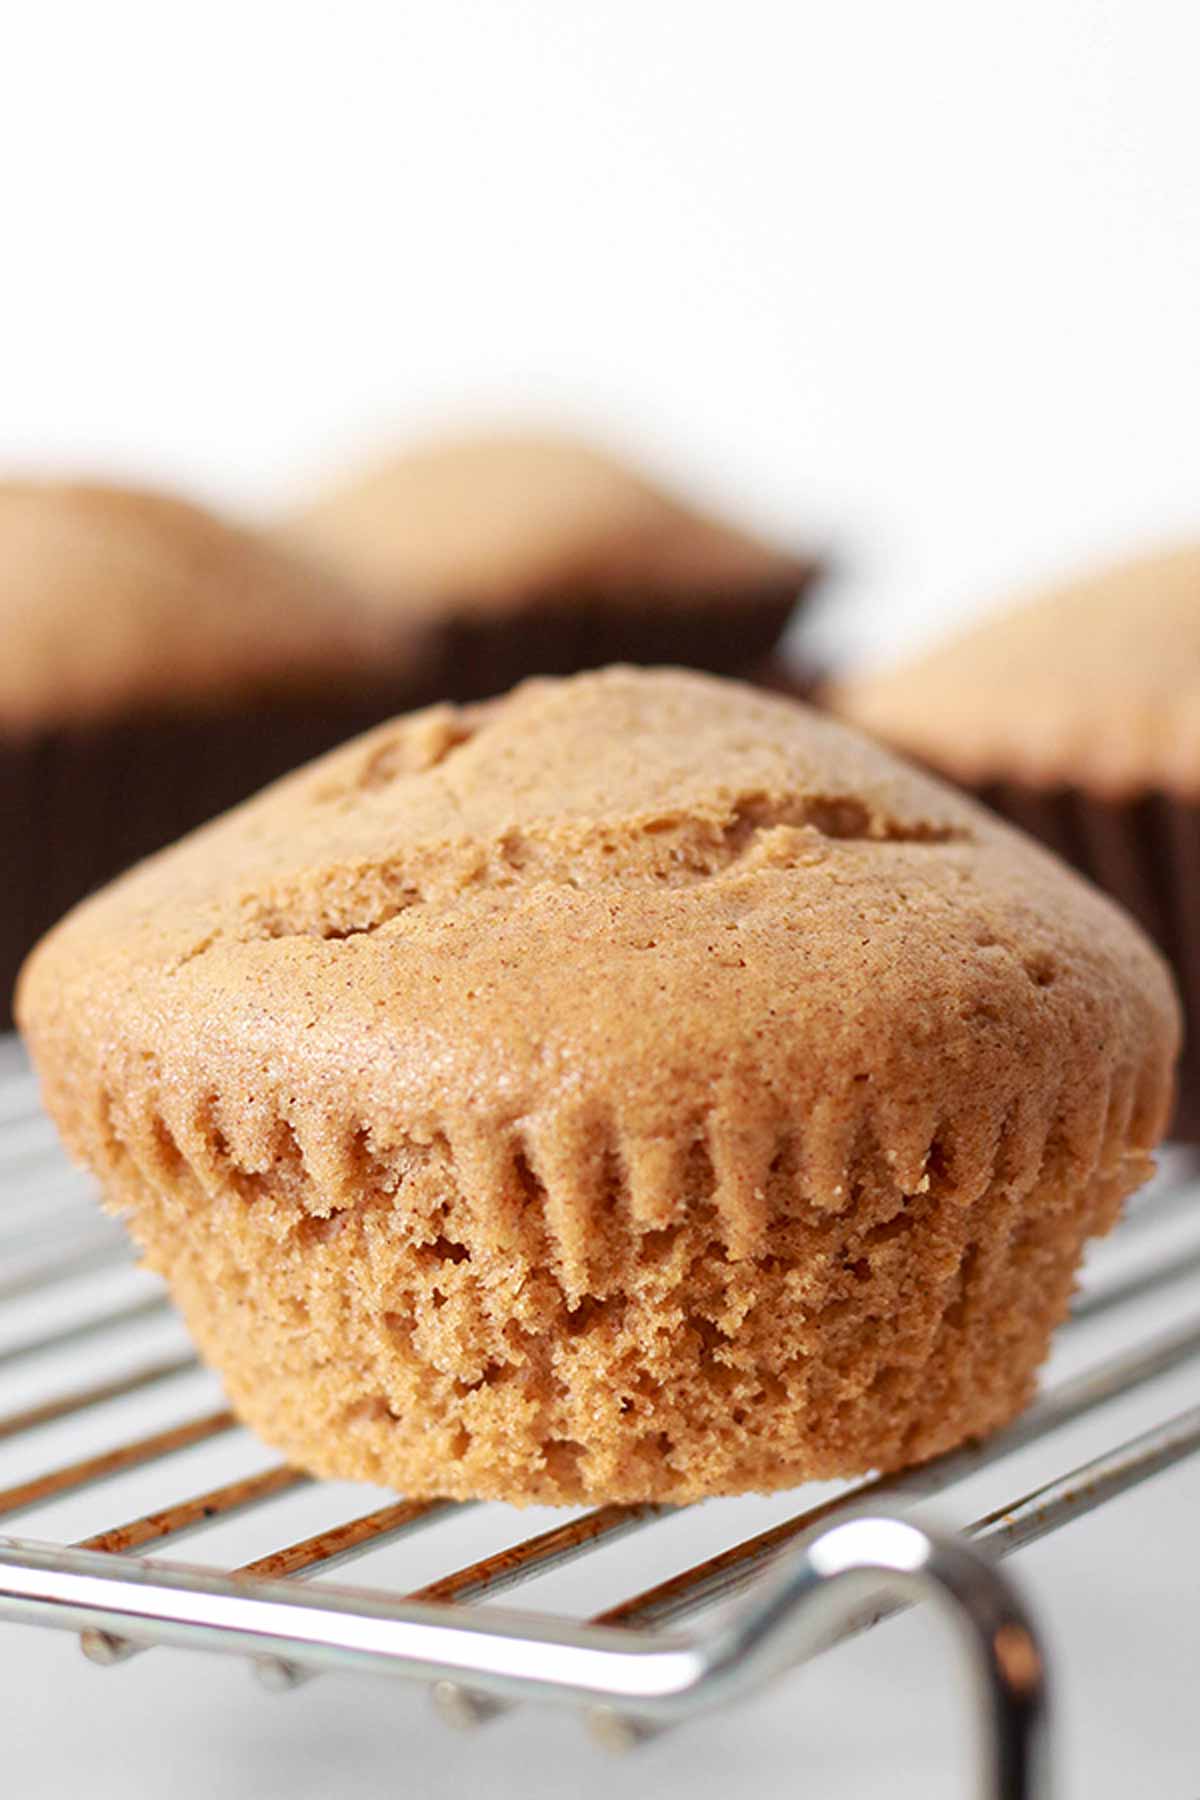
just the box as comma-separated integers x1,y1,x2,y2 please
20,668,1178,1275
0,479,430,734
829,544,1200,797
279,432,814,618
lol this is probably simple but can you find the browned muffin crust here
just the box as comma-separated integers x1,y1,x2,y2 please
278,434,818,693
19,669,1179,1503
0,478,429,732
827,544,1200,799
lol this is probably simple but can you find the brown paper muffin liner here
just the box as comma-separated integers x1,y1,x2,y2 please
743,651,824,705
427,578,812,702
0,687,428,1026
973,779,1199,1138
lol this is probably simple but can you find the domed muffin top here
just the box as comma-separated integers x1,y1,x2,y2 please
830,545,1200,796
280,433,813,616
19,667,1178,1278
0,479,427,732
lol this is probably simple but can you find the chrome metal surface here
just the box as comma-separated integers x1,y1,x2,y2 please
0,1354,197,1442
0,1408,236,1521
0,1521,1047,1800
1,1046,1198,1799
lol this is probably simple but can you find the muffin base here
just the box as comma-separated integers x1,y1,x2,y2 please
976,780,1200,1139
92,1086,1151,1506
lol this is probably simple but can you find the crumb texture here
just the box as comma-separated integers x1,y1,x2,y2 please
19,668,1180,1502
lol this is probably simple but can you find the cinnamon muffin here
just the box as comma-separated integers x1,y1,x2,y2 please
828,544,1200,1132
18,668,1178,1504
0,478,433,1022
278,432,818,696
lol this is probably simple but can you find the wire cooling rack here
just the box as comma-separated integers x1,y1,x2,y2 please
1,1038,1198,1800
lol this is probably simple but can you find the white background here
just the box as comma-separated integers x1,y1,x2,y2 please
1,4,1199,1796
3,1,1198,667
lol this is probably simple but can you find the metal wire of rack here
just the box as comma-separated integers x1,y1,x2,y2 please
1,1041,1198,1800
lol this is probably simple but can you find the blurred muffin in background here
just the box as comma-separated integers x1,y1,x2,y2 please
0,479,433,1023
277,431,820,698
828,543,1200,1133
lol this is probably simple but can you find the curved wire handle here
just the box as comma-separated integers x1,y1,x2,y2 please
0,1513,1048,1798
695,1514,1049,1800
